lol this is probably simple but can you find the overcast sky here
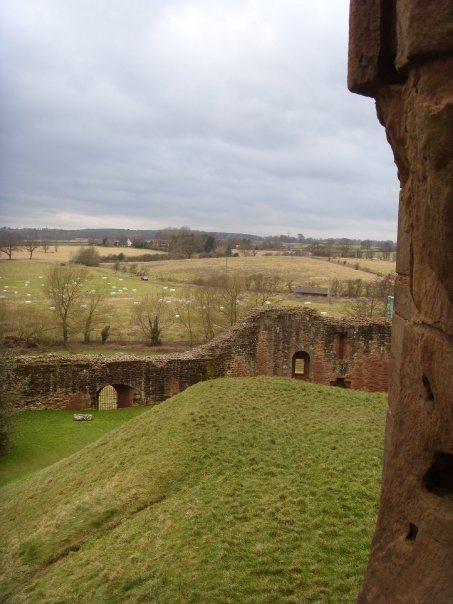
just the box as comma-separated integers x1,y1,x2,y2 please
0,0,399,239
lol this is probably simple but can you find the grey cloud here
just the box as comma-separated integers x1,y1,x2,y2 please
0,0,398,238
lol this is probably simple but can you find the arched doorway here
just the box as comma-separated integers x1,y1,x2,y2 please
292,351,310,380
97,384,134,409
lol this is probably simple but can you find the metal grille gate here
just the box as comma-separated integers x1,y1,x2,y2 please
98,385,118,410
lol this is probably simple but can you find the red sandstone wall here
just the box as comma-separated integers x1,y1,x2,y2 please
349,1,453,601
15,308,391,410
254,311,390,392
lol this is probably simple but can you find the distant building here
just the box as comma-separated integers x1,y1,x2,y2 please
293,285,330,302
113,238,133,247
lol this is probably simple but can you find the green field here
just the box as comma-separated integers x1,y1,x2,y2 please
0,407,148,487
1,254,392,349
0,377,386,602
0,260,186,342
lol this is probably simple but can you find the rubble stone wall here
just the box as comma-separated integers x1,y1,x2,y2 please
15,308,390,410
349,1,453,601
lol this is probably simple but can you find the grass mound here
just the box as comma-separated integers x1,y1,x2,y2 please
0,377,386,602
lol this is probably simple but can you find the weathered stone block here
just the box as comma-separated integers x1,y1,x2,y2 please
73,413,92,421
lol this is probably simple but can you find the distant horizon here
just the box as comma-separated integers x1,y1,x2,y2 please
0,225,396,243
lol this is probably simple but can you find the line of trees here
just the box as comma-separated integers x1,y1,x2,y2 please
0,265,111,347
1,267,281,348
0,257,395,348
131,272,395,345
44,265,111,344
0,232,54,260
131,271,285,346
1,227,397,263
330,274,394,299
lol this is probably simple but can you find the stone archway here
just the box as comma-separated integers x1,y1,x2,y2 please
97,384,134,409
114,384,134,407
292,351,310,380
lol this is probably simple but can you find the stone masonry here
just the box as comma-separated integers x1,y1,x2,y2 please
349,1,453,601
15,308,390,410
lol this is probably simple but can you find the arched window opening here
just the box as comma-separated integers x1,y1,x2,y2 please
292,351,310,380
97,384,134,410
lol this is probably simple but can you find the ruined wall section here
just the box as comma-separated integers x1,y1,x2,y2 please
15,311,262,410
349,1,453,601
254,310,390,390
15,308,390,410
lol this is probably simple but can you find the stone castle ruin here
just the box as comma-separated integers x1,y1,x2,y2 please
10,2,453,598
348,0,452,601
15,308,390,410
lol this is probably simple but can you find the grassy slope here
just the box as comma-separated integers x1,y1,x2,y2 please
0,378,386,603
0,408,148,487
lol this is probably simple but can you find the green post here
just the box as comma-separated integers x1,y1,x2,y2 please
387,295,395,319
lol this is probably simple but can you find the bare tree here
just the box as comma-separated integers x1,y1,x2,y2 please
372,273,395,301
244,271,282,306
1,302,54,346
42,240,49,253
44,265,88,343
346,297,386,319
330,278,342,297
360,239,374,259
24,240,40,259
190,270,283,340
101,324,110,344
218,273,247,326
193,287,218,341
284,277,295,293
174,292,197,346
346,275,395,319
133,293,171,345
0,233,20,260
81,288,108,343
